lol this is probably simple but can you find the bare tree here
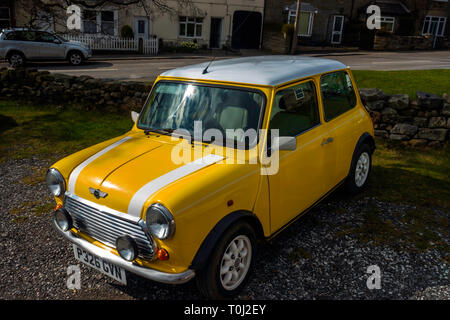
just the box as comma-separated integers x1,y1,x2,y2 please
15,0,201,34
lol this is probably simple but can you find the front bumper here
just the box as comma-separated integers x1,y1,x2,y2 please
53,219,195,285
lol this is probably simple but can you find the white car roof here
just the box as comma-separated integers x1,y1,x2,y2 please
160,55,348,87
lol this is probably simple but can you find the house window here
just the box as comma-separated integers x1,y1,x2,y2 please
83,10,97,34
422,16,447,36
0,7,11,29
179,16,203,38
101,11,114,35
287,11,314,37
379,16,395,32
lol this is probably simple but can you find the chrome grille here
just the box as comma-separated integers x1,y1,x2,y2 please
64,195,154,260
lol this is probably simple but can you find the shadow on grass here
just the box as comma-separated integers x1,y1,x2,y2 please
0,114,18,134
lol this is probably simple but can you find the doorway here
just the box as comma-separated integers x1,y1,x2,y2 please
231,11,262,49
134,16,149,40
210,17,223,48
331,15,344,44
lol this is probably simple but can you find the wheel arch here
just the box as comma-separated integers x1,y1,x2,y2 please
190,210,264,271
347,132,375,178
66,49,83,60
6,49,26,59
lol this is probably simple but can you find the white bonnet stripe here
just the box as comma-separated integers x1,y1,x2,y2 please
127,154,224,218
68,136,131,194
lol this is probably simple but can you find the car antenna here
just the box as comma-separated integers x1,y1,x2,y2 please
202,54,216,74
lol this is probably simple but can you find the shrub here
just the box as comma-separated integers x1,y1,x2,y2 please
120,25,134,39
281,24,295,36
179,41,199,53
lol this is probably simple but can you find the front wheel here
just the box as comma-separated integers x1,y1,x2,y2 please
196,222,256,299
8,52,25,68
345,144,372,194
68,51,83,66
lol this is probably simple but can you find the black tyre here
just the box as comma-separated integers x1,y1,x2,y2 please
345,143,372,194
7,52,25,68
196,222,256,299
68,51,83,66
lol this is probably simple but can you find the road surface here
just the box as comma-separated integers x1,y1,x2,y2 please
1,50,449,82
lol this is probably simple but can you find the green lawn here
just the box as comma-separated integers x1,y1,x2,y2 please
0,100,133,163
352,69,450,98
365,138,450,209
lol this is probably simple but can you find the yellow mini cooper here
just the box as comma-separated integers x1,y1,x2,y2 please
47,56,375,299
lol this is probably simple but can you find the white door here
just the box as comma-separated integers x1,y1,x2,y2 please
331,15,344,44
134,17,149,40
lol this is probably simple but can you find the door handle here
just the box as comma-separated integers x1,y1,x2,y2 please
321,137,334,146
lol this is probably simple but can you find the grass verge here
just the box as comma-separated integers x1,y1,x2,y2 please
352,69,450,98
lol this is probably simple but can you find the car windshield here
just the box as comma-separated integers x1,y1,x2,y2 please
137,82,265,147
56,34,68,42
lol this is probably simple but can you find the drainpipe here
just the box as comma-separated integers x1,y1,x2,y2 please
290,0,301,54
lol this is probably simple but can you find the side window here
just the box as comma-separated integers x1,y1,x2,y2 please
320,71,357,121
4,32,16,40
36,32,55,43
14,31,36,41
269,81,320,137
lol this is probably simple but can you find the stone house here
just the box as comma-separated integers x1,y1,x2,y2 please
6,0,265,50
263,0,449,50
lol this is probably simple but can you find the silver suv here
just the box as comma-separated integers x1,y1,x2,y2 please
0,28,92,67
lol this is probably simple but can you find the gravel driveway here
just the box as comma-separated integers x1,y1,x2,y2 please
0,157,448,300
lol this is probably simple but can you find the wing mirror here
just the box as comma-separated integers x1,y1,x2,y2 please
53,39,62,44
131,111,139,123
272,136,296,151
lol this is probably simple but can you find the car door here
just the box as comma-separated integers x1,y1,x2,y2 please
12,31,41,59
319,70,362,190
266,79,329,234
35,31,65,59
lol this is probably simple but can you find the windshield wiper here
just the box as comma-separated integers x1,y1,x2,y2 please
144,128,174,136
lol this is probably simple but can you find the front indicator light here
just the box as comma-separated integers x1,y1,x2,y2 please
54,208,72,232
116,235,138,262
157,248,169,261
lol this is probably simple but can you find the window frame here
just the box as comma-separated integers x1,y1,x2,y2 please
81,9,117,35
100,10,115,36
270,78,322,138
379,16,395,32
179,16,203,38
422,16,447,36
82,9,98,34
0,7,11,28
287,10,315,37
319,70,358,123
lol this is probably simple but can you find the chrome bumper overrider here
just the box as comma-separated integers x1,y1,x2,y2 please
53,219,195,285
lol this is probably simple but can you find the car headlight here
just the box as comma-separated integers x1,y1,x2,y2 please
145,203,175,240
46,168,65,197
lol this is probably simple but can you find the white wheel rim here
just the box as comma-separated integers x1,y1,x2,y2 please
220,235,252,291
355,152,370,187
71,54,81,65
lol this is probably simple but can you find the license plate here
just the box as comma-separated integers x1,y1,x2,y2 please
73,244,127,285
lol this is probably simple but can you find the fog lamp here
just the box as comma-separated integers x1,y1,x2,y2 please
54,208,72,232
116,235,138,262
